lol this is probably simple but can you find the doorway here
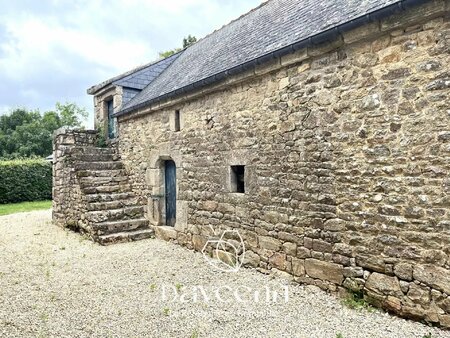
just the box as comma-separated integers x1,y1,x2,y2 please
164,160,176,226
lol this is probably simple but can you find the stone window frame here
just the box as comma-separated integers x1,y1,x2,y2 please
102,95,113,119
102,95,117,140
225,150,253,197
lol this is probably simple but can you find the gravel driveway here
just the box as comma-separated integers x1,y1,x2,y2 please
1,210,449,338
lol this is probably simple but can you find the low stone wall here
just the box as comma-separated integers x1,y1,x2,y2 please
113,0,449,327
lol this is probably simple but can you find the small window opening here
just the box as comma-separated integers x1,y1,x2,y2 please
231,165,245,193
174,110,180,132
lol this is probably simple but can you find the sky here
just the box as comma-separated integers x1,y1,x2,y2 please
0,0,261,126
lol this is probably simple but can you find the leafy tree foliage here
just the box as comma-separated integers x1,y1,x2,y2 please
182,35,197,48
159,35,197,59
159,49,181,59
0,102,88,158
56,102,88,127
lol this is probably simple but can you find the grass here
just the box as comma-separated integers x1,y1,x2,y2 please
341,290,375,312
175,283,183,292
0,200,52,216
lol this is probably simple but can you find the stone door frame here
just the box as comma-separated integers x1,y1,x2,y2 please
146,147,187,230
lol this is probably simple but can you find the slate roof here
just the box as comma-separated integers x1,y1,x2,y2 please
87,52,181,94
113,53,180,90
117,0,417,115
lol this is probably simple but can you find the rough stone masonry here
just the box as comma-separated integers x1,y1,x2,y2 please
54,0,450,328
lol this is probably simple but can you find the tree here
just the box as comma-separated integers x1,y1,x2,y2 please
0,108,35,133
159,35,197,59
182,35,197,48
0,102,88,158
158,48,181,59
55,102,88,128
41,111,61,132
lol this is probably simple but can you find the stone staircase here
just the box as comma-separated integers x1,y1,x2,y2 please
74,146,153,245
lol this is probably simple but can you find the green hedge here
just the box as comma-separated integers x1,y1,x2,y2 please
0,158,52,204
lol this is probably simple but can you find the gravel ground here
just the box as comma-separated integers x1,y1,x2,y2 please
1,210,449,338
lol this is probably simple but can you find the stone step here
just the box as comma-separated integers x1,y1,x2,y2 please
77,146,117,156
82,184,133,194
85,192,135,203
94,218,149,235
87,205,144,223
80,176,129,187
76,153,117,162
97,228,154,245
75,161,124,171
87,198,139,211
77,169,126,178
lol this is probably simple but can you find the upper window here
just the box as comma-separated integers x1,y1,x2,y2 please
174,110,181,132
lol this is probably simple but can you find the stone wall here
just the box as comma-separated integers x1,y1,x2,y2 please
53,129,98,231
116,2,450,327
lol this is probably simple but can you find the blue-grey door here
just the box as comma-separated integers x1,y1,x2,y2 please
165,160,176,226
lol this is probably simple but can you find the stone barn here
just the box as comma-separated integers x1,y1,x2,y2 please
53,0,450,327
